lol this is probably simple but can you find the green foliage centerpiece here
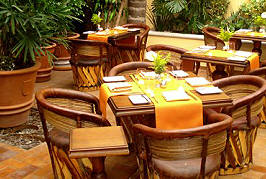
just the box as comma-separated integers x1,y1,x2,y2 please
153,52,170,87
217,28,234,50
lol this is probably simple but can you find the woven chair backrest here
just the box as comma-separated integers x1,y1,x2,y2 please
147,130,227,160
70,39,109,60
152,49,183,69
108,62,153,76
220,84,264,120
41,97,99,133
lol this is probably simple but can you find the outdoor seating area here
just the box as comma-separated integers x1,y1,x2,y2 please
1,0,266,179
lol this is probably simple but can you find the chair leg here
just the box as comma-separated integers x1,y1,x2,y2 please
90,157,107,179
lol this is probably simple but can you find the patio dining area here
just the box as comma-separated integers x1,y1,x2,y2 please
1,68,266,178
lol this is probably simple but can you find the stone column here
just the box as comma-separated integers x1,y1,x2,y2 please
128,0,146,23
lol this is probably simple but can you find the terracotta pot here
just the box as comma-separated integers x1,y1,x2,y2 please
53,33,80,71
36,43,56,82
0,62,41,128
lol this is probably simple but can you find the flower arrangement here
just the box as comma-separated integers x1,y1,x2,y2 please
91,13,103,25
153,52,171,74
217,28,234,42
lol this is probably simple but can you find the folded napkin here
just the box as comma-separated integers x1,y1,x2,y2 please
228,56,247,61
195,86,223,95
114,26,128,30
140,71,156,79
162,87,190,101
234,51,253,58
145,51,157,61
106,82,132,92
198,45,216,50
170,70,189,78
185,77,211,87
103,76,126,82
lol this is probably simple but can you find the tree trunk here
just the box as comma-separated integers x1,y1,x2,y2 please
127,0,146,24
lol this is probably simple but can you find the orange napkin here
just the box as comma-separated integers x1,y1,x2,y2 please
137,75,203,130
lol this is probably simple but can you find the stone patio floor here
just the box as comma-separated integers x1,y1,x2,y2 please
0,70,266,178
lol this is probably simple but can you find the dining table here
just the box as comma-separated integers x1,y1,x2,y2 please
229,30,266,58
181,48,260,80
86,28,142,66
99,71,233,144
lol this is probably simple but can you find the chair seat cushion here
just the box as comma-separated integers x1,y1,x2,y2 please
152,153,220,178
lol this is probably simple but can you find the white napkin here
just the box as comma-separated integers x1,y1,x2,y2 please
145,51,157,61
114,26,128,30
234,51,253,58
106,82,132,92
195,87,223,95
162,87,190,101
103,76,126,82
235,29,252,33
128,95,150,104
140,71,156,78
170,70,189,78
185,77,211,87
198,45,216,50
228,56,247,61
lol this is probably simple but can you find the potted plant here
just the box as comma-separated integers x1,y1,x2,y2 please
217,28,234,50
51,0,83,71
0,0,60,127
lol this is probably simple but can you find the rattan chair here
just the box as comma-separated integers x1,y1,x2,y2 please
212,75,266,175
69,39,113,91
36,88,111,179
113,23,150,62
108,61,177,77
248,67,266,128
146,44,198,73
133,108,232,179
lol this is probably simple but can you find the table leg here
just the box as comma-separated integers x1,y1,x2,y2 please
252,40,262,57
212,64,228,80
90,157,107,179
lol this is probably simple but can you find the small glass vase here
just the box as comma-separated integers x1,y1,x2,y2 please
223,41,230,51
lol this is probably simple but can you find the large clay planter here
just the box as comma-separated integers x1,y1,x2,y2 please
0,62,41,128
53,33,80,71
36,43,56,82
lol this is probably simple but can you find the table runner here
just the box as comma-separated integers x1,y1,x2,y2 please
99,75,203,130
205,50,259,70
87,29,128,43
99,82,142,118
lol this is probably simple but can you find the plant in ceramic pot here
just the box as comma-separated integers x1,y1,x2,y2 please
48,0,83,71
0,0,61,127
217,28,234,50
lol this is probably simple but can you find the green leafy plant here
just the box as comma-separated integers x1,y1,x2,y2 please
0,0,76,70
217,29,234,42
254,16,266,27
91,13,103,25
153,52,171,74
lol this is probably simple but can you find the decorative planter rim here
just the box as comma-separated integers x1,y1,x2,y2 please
42,42,57,50
0,61,41,75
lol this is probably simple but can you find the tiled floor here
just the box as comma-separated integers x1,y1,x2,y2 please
1,70,266,178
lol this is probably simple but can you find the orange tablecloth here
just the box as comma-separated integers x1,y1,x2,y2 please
205,50,259,71
99,82,142,118
99,75,203,130
87,29,128,43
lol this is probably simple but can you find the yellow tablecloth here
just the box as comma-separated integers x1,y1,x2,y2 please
205,50,259,71
99,75,203,130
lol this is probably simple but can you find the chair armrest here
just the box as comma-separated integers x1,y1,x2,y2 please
146,44,187,54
